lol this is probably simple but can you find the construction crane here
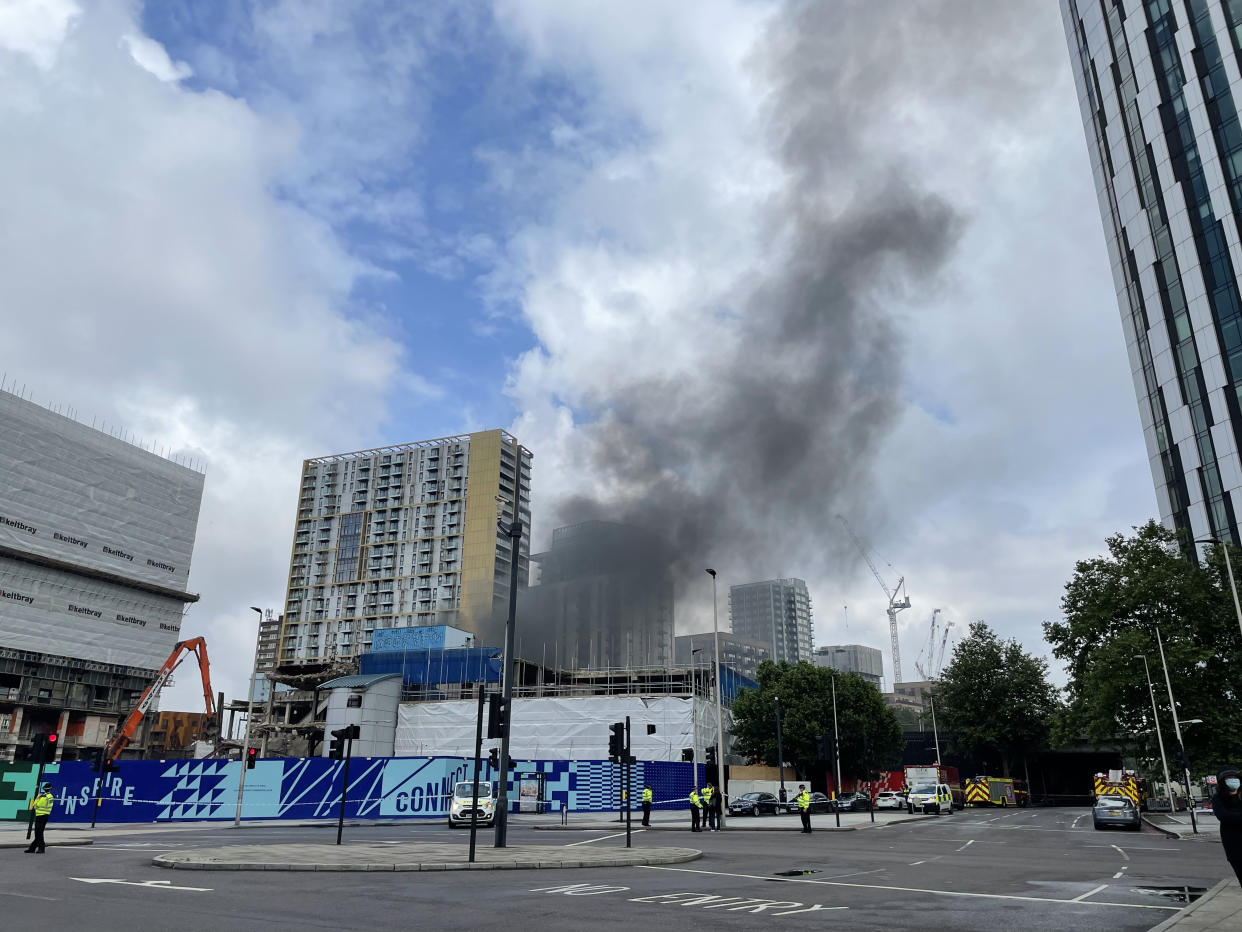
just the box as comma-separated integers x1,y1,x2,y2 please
837,515,912,684
914,609,942,681
932,620,955,679
104,637,215,760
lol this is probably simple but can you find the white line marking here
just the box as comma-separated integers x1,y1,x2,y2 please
636,866,1178,911
563,830,641,847
909,860,926,866
1113,871,1124,879
0,891,59,901
956,840,975,852
820,868,885,880
1111,845,1129,861
70,878,212,892
1072,815,1085,828
1071,884,1110,902
1084,845,1169,852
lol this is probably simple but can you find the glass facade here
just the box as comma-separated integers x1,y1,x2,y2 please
1063,0,1242,547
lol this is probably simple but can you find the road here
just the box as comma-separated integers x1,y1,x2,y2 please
0,808,1231,930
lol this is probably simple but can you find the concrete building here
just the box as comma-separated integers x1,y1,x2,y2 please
813,643,884,689
883,679,935,716
249,610,282,703
519,521,674,670
728,578,812,664
0,389,205,762
1062,0,1242,546
674,632,771,682
277,430,532,671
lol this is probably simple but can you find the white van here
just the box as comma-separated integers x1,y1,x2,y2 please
448,781,498,828
906,782,955,815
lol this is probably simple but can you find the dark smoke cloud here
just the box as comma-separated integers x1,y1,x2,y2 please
549,0,1052,612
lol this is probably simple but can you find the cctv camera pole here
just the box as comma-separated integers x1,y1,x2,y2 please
494,512,523,849
469,684,486,863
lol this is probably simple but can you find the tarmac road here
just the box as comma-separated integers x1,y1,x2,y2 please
0,807,1231,930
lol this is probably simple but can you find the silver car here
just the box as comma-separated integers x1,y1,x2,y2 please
1092,795,1141,831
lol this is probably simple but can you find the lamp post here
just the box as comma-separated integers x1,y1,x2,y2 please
928,693,942,770
494,494,523,849
1195,537,1242,641
774,694,786,804
830,675,842,828
1154,625,1198,834
692,646,705,786
706,568,726,829
1133,653,1176,815
233,606,264,827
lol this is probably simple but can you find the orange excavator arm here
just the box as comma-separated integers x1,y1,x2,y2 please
105,637,215,761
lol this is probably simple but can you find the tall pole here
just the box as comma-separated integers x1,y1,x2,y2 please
929,693,942,771
692,646,703,788
1134,653,1176,815
831,675,841,828
469,684,485,863
706,569,726,829
1155,626,1198,833
774,695,786,802
233,606,264,827
494,507,523,848
1196,537,1242,641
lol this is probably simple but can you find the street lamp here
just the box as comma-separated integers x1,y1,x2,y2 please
1133,653,1177,816
774,695,786,804
706,568,726,829
1195,536,1242,641
234,606,264,827
1154,626,1198,833
494,490,524,849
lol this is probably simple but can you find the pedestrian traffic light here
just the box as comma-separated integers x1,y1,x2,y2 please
608,721,625,761
487,694,509,739
328,735,344,760
104,757,119,774
488,747,500,770
246,747,258,769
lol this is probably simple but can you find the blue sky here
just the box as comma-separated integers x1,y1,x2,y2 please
0,0,1160,706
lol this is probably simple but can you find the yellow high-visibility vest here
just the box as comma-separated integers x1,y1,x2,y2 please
796,791,810,811
689,790,701,808
31,792,53,816
642,788,653,803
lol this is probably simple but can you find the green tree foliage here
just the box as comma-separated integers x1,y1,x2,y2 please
731,660,903,779
1044,520,1242,777
935,621,1061,776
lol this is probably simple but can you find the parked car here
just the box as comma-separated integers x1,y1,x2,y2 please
784,792,835,814
875,791,906,810
728,791,781,817
1093,795,1141,831
836,792,873,811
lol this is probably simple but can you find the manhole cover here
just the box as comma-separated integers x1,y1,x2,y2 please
1131,886,1207,903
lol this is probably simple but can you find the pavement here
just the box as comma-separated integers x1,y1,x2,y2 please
540,808,934,832
1148,877,1242,931
152,839,701,871
1143,810,1221,839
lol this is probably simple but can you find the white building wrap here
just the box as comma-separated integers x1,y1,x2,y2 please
396,695,729,761
0,392,205,670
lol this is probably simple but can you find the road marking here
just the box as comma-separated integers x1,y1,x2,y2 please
637,866,1178,911
955,840,975,852
1084,845,1170,852
1071,884,1110,902
0,891,59,901
1113,867,1129,878
1111,845,1130,861
531,885,845,915
1072,815,1085,828
909,860,927,865
563,830,641,847
70,878,212,892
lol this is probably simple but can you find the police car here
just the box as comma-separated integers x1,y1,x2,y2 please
906,782,955,815
448,781,497,828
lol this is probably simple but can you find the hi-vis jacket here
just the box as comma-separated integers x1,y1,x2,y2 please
30,791,53,817
642,788,653,803
796,790,811,811
689,790,702,809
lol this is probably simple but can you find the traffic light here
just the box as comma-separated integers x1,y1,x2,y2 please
1172,741,1191,773
328,735,344,760
487,694,509,739
488,747,500,770
681,748,694,762
608,721,625,762
31,733,58,763
246,747,258,769
89,747,103,773
705,746,718,767
816,734,835,762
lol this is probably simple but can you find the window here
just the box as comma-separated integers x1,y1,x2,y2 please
347,695,362,708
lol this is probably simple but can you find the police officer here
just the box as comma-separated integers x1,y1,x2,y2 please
25,782,54,854
688,787,702,832
641,784,653,826
702,783,716,831
796,784,812,834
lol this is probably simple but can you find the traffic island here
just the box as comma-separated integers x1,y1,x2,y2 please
152,841,702,872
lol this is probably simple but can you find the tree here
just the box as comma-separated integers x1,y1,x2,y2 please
934,621,1061,777
731,660,903,780
1044,520,1242,777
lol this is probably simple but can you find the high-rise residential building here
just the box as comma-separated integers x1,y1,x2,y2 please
520,521,674,670
277,430,531,669
1063,0,1242,546
674,632,771,682
728,578,812,664
0,389,205,762
812,644,884,690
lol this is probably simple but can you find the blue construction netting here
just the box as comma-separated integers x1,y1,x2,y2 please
360,646,504,685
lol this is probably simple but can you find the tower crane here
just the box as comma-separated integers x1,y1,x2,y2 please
836,515,912,684
932,620,955,679
915,609,941,681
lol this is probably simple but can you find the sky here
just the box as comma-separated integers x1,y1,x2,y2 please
0,0,1156,709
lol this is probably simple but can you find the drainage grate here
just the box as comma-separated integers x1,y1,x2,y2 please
1131,886,1207,904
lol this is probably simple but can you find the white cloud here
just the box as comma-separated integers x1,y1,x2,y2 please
121,33,192,82
0,0,78,71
